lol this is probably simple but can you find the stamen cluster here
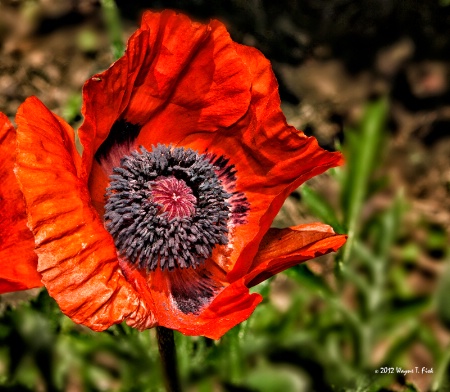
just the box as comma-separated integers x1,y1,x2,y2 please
104,144,231,271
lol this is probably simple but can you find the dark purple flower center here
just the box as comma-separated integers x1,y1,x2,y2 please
104,144,231,271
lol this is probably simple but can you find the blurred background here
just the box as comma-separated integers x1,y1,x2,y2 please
0,1,449,391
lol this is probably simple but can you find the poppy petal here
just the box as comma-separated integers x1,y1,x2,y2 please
127,223,345,339
79,10,251,182
175,279,262,339
14,97,155,330
130,12,251,132
0,113,42,294
245,223,347,287
119,258,261,339
177,44,344,279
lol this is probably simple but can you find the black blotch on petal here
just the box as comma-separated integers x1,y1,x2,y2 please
170,269,222,315
95,119,142,163
208,153,250,225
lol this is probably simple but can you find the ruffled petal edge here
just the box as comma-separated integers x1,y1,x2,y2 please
244,223,347,287
0,112,42,294
15,97,155,330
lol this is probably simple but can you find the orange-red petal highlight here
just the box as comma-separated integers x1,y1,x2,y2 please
79,10,251,179
0,112,42,294
178,44,344,279
245,223,347,287
14,97,155,330
120,259,262,339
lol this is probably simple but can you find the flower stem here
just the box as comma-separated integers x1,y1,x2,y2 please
156,326,182,392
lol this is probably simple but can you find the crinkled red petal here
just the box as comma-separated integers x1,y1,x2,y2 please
79,9,251,200
0,113,42,293
245,223,347,287
119,259,261,339
133,223,344,339
178,44,344,279
14,97,155,330
80,10,343,277
67,10,345,336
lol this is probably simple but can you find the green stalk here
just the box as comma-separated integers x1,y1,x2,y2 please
301,184,345,234
342,99,388,264
432,345,450,391
100,0,125,60
156,327,182,392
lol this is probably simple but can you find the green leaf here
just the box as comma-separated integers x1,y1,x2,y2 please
243,363,311,392
341,98,388,264
383,297,430,326
436,261,450,330
373,193,405,260
100,0,125,60
284,264,333,297
381,323,419,365
432,345,450,392
219,325,244,384
300,184,345,233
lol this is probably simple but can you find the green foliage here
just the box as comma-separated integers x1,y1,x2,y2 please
100,0,125,61
300,184,345,234
340,98,388,264
292,98,448,392
0,291,164,391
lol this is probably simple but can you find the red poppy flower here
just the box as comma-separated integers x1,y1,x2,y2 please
0,113,42,294
12,10,346,339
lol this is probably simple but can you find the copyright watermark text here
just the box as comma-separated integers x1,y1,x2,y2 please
374,367,433,375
